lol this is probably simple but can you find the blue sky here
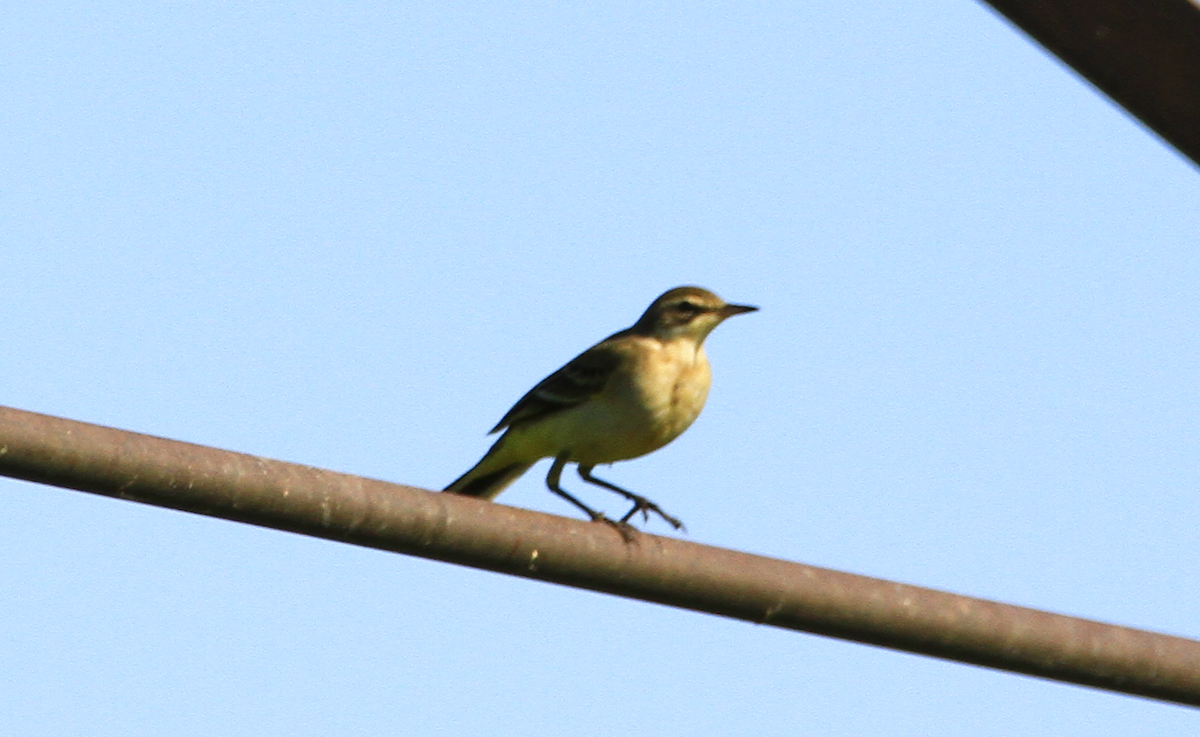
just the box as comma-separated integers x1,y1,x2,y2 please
3,2,1199,734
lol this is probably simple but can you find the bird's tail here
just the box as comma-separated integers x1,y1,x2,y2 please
444,436,535,500
444,461,534,499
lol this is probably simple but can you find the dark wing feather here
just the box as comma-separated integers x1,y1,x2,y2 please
488,342,623,433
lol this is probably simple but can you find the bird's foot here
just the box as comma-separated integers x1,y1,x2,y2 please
619,496,686,532
587,511,638,542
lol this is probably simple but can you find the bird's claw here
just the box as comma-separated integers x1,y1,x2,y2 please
588,512,638,542
619,496,686,532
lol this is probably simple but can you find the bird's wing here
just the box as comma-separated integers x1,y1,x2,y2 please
488,341,624,434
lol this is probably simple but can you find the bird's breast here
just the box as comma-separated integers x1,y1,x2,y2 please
565,339,711,464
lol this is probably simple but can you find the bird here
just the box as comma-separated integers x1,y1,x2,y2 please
444,286,757,532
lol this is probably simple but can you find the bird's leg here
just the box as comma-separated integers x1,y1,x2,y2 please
546,453,603,520
547,454,635,541
577,465,686,531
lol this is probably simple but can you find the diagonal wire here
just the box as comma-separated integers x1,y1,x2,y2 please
1,404,1198,707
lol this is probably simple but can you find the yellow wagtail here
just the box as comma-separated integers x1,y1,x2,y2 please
445,286,757,531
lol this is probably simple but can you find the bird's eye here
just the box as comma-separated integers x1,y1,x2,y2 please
671,301,702,321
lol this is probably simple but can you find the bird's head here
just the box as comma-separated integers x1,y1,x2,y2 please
632,286,758,343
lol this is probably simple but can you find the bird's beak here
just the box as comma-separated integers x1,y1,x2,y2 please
719,303,759,318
